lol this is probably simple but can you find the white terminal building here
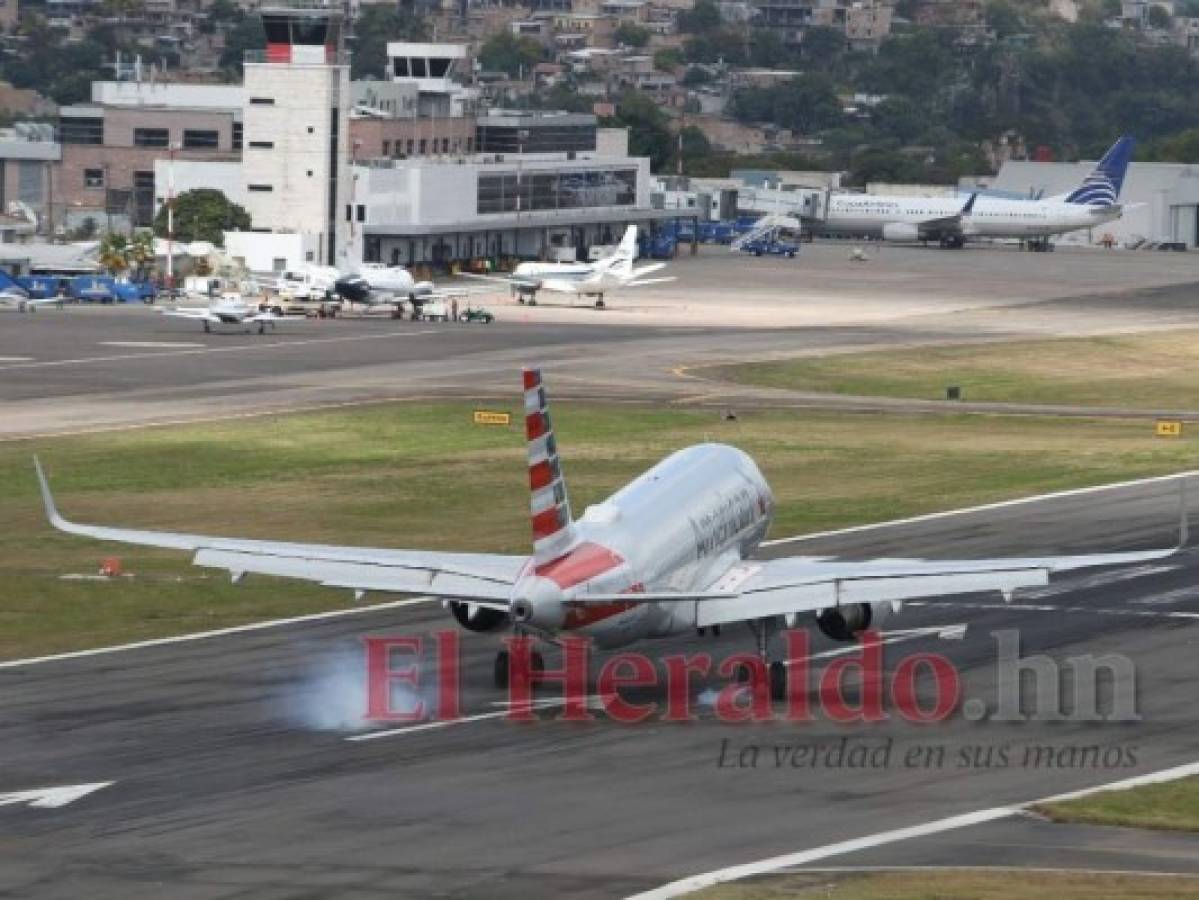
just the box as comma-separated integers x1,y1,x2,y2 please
62,19,671,274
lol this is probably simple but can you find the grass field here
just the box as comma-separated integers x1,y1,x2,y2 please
1036,776,1199,833
693,869,1199,899
713,330,1199,409
2,400,1195,659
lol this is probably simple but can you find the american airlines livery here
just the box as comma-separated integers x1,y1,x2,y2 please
34,367,1181,700
824,135,1135,248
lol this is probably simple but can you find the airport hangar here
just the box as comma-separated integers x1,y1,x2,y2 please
990,157,1199,248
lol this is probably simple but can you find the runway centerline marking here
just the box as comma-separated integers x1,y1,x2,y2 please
0,356,33,362
0,329,445,372
0,597,435,670
99,341,205,349
629,760,1199,899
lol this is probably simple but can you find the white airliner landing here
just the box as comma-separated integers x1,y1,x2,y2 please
34,368,1183,699
467,226,673,308
823,135,1135,248
162,297,283,334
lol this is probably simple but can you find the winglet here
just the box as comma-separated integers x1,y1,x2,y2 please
961,192,977,216
33,456,67,532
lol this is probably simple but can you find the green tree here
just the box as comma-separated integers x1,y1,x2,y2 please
801,26,846,67
678,124,712,171
654,47,683,71
1147,3,1172,27
749,28,791,68
678,0,721,33
984,0,1024,39
478,32,545,78
351,5,429,79
611,90,674,171
613,21,650,48
152,189,251,247
681,65,712,87
218,14,264,75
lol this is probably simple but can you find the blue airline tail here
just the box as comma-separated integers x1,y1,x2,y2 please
1063,136,1134,206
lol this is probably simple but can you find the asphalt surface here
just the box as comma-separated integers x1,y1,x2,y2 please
3,261,1199,897
1,477,1197,898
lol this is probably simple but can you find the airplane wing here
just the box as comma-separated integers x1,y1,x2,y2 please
460,273,541,290
685,547,1177,628
626,277,676,288
162,308,221,323
916,193,977,236
34,459,524,602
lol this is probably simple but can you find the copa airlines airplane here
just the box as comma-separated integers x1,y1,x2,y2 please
33,368,1183,700
467,226,673,308
823,135,1134,248
163,298,283,334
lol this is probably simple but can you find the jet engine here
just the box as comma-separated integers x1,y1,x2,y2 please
448,601,508,633
816,602,890,642
881,222,920,243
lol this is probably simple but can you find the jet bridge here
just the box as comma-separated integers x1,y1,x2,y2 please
736,186,830,225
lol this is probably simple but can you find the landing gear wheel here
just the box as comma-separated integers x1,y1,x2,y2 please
203,321,211,333
595,298,605,309
257,321,266,334
769,661,787,702
494,650,510,689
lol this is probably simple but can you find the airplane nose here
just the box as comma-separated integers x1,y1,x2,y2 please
510,577,566,630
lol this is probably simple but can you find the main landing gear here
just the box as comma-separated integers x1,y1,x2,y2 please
493,645,545,689
737,618,788,701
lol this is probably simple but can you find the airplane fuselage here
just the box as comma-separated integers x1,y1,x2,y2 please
825,194,1120,241
511,444,774,648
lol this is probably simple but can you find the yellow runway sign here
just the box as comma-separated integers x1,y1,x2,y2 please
473,410,511,426
1156,420,1183,438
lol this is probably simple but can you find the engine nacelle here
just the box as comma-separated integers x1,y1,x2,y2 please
448,601,509,633
881,222,920,243
815,602,891,642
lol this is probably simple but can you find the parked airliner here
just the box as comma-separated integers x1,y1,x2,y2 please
33,367,1183,700
466,226,673,308
823,135,1135,249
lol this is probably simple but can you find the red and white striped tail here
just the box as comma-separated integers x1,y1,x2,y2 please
524,368,577,565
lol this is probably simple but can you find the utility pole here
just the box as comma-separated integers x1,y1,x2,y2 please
166,142,178,290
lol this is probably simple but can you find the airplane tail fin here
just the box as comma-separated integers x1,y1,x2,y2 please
1062,135,1135,206
602,226,638,275
523,368,578,565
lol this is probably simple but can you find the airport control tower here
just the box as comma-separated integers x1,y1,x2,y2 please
242,3,352,268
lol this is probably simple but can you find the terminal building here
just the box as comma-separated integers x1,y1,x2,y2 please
0,10,674,272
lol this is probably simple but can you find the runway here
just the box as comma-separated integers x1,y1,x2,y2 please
6,269,1199,439
1,476,1197,898
3,249,1199,896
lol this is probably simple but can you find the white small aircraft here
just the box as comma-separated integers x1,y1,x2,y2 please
34,369,1185,699
162,296,283,334
0,294,61,313
466,226,673,308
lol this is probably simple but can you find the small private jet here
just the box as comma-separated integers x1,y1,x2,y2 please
465,226,673,308
33,368,1186,699
162,296,284,333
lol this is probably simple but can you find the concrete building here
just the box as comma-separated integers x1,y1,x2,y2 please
241,4,353,268
992,159,1199,247
357,151,662,265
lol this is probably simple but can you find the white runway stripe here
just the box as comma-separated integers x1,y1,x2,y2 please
628,760,1199,899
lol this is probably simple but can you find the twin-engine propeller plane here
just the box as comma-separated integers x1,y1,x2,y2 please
162,297,284,334
34,369,1185,699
